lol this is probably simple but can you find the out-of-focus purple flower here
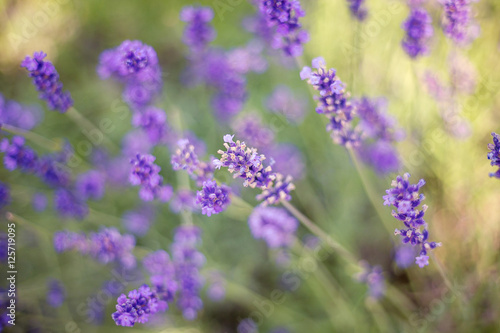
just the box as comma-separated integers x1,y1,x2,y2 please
442,0,479,46
347,0,368,21
0,233,7,261
360,140,400,175
112,284,167,327
54,188,89,220
36,155,71,188
170,190,199,214
46,279,65,308
143,250,178,303
263,143,305,180
255,0,309,57
171,226,205,320
132,107,168,144
122,129,154,158
76,170,105,200
357,262,385,299
248,206,298,248
383,173,441,267
180,6,216,52
20,51,73,112
171,139,200,175
0,182,10,209
487,132,500,178
206,271,226,301
395,244,418,268
301,58,359,147
0,94,43,130
415,254,429,268
226,41,268,74
123,205,155,236
53,230,88,253
0,136,38,172
32,192,47,212
238,318,258,333
129,154,172,202
266,85,307,124
355,97,403,142
401,8,433,59
231,113,274,149
196,180,231,217
422,71,451,103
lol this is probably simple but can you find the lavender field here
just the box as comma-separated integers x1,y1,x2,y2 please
0,0,499,332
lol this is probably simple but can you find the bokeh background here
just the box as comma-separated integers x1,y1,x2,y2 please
1,0,500,332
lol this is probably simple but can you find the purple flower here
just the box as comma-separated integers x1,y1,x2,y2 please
122,205,155,236
383,173,441,266
170,189,199,214
46,279,65,308
256,0,309,56
395,244,418,268
53,231,88,253
143,250,178,303
171,226,205,320
248,206,298,248
487,132,500,178
129,153,172,202
226,41,268,74
88,228,137,269
415,254,429,268
0,94,43,130
171,139,200,175
357,262,385,299
442,0,479,46
266,85,307,124
256,173,295,205
301,58,359,147
401,8,433,59
0,136,38,172
54,189,89,220
231,113,274,149
112,284,167,327
32,192,48,212
0,182,10,209
359,140,401,175
76,170,105,200
206,271,226,301
238,318,258,333
20,51,73,112
180,6,216,52
347,0,368,21
262,143,305,180
196,180,231,217
131,107,168,144
36,155,71,188
355,97,402,142
122,129,154,158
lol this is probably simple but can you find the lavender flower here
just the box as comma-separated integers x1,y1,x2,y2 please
0,136,38,172
256,0,309,56
263,143,305,180
359,140,401,175
53,230,88,253
487,132,500,178
357,262,385,299
20,51,73,112
238,318,258,333
394,244,418,268
383,173,441,267
171,139,200,175
266,85,307,124
32,193,48,212
54,189,89,220
442,0,479,46
143,250,178,303
46,279,65,308
36,154,71,188
0,94,43,130
76,170,105,200
112,284,167,327
0,182,10,209
170,190,199,214
196,180,231,217
171,226,205,320
248,206,298,248
180,6,216,52
231,114,274,149
355,97,402,142
122,206,155,236
129,153,172,202
300,58,359,147
226,41,268,74
401,8,433,59
347,0,368,21
122,129,154,158
131,107,168,144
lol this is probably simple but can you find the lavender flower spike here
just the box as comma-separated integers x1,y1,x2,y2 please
21,51,73,112
347,0,368,21
383,173,441,267
401,8,433,59
248,206,298,248
129,153,172,202
196,180,231,217
487,132,500,178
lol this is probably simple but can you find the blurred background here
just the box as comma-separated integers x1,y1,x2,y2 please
1,0,500,332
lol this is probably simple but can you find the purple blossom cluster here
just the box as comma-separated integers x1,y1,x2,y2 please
98,40,162,110
354,97,403,175
231,114,275,149
0,93,43,130
131,106,169,144
383,173,441,267
347,0,368,21
143,250,178,305
442,0,479,46
356,262,385,299
46,279,66,308
255,0,309,57
112,284,167,327
487,132,500,178
180,6,216,52
171,225,206,320
129,154,172,202
300,57,359,147
248,206,298,248
20,51,73,112
401,7,433,59
53,227,137,269
54,188,88,220
170,189,199,214
196,180,231,217
122,205,155,236
214,135,295,205
0,182,10,209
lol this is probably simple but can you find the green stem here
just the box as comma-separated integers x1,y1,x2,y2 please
1,123,61,151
